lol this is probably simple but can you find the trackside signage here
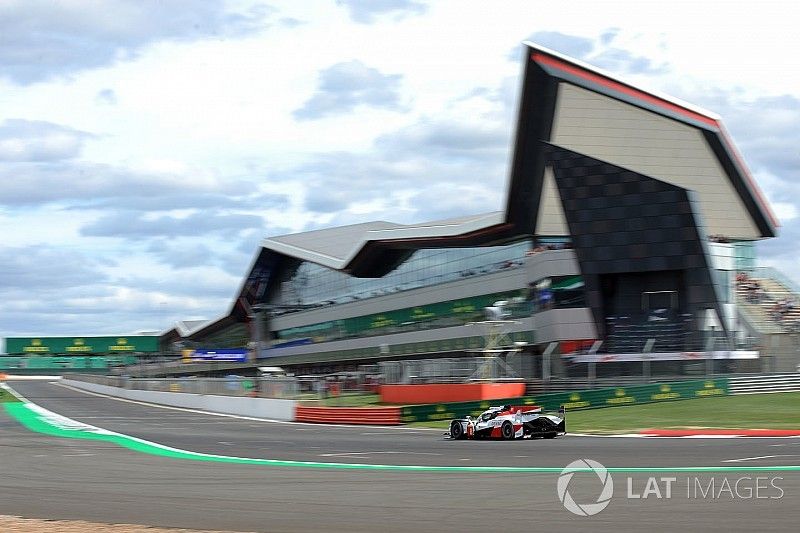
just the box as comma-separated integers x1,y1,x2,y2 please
400,379,728,423
4,336,159,355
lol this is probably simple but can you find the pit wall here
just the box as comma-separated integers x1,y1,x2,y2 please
62,379,296,421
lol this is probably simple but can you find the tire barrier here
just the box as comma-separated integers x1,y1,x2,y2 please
295,406,401,425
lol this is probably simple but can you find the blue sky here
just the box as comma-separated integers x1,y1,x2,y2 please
1,0,799,338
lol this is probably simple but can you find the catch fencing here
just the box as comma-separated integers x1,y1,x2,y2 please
66,374,301,399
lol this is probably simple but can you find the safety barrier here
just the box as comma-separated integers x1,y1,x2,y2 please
400,378,729,423
729,373,800,394
62,379,296,421
295,406,401,425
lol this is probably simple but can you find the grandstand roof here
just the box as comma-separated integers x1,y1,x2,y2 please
257,42,775,278
193,41,778,334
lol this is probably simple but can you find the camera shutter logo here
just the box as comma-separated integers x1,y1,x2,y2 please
557,459,614,516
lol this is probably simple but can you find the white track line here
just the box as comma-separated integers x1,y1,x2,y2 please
722,454,800,463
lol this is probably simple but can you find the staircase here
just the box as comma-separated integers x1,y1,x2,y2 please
735,271,800,334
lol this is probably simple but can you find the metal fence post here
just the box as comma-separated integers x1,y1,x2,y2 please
643,338,655,383
705,334,716,377
587,340,603,388
542,342,558,391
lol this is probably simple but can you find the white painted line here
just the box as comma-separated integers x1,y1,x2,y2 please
318,452,369,457
722,454,800,463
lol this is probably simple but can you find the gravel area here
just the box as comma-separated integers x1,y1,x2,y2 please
0,516,255,533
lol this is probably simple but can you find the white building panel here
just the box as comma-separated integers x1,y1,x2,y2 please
535,166,569,236
551,83,760,239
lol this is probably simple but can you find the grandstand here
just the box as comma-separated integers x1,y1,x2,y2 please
127,42,797,376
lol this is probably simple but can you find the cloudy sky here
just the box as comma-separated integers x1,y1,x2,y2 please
1,0,799,341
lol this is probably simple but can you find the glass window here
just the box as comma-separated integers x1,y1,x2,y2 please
267,240,532,309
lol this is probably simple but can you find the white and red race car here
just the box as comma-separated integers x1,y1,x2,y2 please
446,405,566,440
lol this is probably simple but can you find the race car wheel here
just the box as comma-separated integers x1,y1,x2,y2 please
501,420,514,440
450,420,465,440
543,432,557,439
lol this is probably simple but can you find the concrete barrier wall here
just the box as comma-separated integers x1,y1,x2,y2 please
62,379,296,421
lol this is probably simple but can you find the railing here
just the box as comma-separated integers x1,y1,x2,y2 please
65,374,301,399
605,313,712,353
728,373,800,394
66,372,380,403
379,356,522,384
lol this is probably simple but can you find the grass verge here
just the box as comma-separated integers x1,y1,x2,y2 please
408,392,800,434
0,387,20,403
297,393,383,407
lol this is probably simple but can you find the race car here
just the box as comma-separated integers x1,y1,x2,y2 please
446,405,565,440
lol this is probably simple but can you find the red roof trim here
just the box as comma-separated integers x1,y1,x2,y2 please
532,51,779,231
717,124,779,228
531,52,718,128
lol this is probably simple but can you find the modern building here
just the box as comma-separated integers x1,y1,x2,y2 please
183,42,780,376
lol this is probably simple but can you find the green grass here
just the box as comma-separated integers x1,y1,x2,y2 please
0,388,20,403
409,392,800,434
298,393,383,407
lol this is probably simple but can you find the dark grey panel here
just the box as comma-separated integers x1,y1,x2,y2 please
545,144,726,346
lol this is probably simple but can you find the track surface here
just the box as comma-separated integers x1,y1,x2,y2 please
9,381,800,468
1,380,799,531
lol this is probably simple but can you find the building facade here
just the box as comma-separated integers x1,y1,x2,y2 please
185,43,777,375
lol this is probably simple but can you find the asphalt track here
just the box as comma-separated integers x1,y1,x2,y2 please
1,380,799,531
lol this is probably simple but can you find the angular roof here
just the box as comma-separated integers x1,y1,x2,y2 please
509,42,777,239
259,42,776,278
263,212,506,271
198,41,777,331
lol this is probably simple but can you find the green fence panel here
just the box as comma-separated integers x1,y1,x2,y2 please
5,335,159,355
0,355,141,371
400,378,729,423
